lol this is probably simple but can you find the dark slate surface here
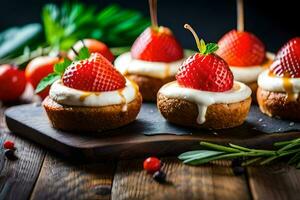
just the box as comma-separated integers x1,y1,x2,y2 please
133,103,300,135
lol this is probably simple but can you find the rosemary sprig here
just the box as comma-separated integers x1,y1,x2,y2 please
178,138,300,168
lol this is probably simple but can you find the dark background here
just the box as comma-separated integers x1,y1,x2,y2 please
0,0,299,52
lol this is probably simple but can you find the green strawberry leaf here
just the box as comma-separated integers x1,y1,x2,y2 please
199,39,206,54
54,58,72,74
205,43,219,54
75,46,90,61
35,73,61,94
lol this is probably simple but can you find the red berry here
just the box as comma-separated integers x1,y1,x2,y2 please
143,157,161,173
68,39,115,62
270,37,300,78
176,53,234,92
62,53,126,92
216,30,265,66
25,56,60,99
3,140,14,150
131,27,183,62
0,65,26,101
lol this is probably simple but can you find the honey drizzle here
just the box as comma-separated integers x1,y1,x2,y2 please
128,80,139,99
164,64,171,78
282,76,295,101
268,71,295,101
79,92,91,102
261,56,273,69
118,89,127,112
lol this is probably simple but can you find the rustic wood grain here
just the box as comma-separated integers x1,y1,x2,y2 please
247,164,300,200
30,153,116,200
111,158,251,200
0,106,46,200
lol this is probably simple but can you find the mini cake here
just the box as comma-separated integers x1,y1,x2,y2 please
114,0,191,101
216,30,274,101
42,52,142,132
157,24,252,129
257,37,300,120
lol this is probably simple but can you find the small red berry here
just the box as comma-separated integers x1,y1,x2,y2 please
143,157,161,173
3,140,15,150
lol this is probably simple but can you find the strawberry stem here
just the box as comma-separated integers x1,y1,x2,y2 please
184,24,219,55
149,0,158,28
237,0,244,32
184,24,202,53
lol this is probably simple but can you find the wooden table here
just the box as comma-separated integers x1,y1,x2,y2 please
1,105,300,200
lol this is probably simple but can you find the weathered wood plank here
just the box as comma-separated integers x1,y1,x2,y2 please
30,153,115,200
0,106,46,200
247,164,300,200
111,158,251,200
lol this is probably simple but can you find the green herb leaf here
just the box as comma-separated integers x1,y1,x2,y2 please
54,58,72,74
179,138,300,167
199,39,206,54
204,43,219,54
178,150,223,160
75,47,90,61
35,73,61,94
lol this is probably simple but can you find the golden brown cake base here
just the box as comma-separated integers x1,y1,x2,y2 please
257,87,300,121
157,93,252,129
247,82,258,103
43,93,142,132
126,74,174,101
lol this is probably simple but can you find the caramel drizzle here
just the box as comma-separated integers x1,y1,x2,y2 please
79,92,92,102
261,56,273,68
164,64,171,78
118,89,128,112
268,71,295,101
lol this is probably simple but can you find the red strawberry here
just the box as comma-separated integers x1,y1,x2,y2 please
131,27,183,63
270,37,300,78
176,24,233,92
177,53,233,92
62,53,125,92
216,30,265,66
68,39,114,62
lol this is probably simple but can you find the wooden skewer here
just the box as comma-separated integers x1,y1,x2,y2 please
149,0,158,28
237,0,244,32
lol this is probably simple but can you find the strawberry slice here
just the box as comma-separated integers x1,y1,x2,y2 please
176,24,233,92
131,27,183,62
216,30,265,66
270,37,300,78
62,53,125,92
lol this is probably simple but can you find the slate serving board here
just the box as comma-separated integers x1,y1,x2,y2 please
4,103,300,161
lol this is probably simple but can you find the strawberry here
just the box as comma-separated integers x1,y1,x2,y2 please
216,30,265,66
68,39,114,62
62,53,125,92
270,37,300,78
131,27,183,62
176,24,233,92
131,0,183,62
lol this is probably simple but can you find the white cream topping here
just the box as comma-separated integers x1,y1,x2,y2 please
230,52,275,83
114,50,193,79
258,70,300,98
159,81,251,124
49,79,138,108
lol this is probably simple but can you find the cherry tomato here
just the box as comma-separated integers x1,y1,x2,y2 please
68,39,115,62
0,65,26,101
25,56,60,99
3,140,15,150
143,157,161,173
